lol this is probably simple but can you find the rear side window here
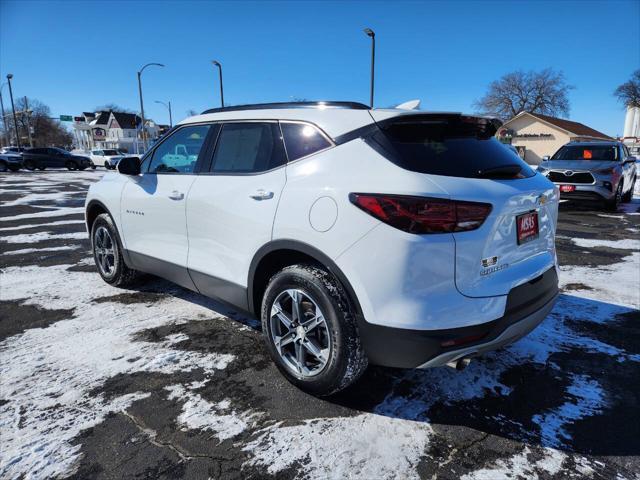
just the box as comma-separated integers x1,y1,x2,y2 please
148,124,210,174
368,114,535,179
211,122,286,173
552,145,617,161
281,122,332,161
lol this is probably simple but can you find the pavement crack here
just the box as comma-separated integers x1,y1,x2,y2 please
431,432,490,479
121,411,232,462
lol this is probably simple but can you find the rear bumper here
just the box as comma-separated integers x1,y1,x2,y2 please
358,267,558,368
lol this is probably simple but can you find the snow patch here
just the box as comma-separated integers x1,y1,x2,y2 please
165,384,261,442
571,238,640,250
3,246,79,256
1,231,87,244
0,207,84,222
243,414,432,480
0,219,85,232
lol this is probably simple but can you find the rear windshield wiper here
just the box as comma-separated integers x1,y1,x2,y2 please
475,164,522,179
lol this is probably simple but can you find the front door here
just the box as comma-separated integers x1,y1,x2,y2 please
186,121,288,308
120,124,213,289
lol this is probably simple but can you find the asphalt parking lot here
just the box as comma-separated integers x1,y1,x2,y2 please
1,170,639,480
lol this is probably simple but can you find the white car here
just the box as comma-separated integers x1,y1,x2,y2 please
89,149,124,169
85,101,560,396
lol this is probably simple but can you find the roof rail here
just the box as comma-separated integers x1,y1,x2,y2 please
201,101,370,115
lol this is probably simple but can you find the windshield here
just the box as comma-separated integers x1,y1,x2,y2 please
103,149,119,155
551,145,617,161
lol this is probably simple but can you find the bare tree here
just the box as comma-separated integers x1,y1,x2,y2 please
474,68,573,121
14,97,73,147
614,70,640,108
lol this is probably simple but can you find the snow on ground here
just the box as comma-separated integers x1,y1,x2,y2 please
0,207,85,222
243,414,432,480
3,246,80,256
0,263,234,479
166,384,262,442
1,231,87,244
560,252,640,308
0,219,85,232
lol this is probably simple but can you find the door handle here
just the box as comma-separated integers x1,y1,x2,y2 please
250,189,274,201
168,190,184,200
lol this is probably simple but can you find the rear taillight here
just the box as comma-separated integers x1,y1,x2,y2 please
349,193,492,234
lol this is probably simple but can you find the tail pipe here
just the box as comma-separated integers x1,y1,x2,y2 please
446,357,471,371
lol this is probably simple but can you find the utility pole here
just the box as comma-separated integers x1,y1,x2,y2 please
6,74,21,149
137,62,164,151
0,86,6,147
24,96,34,147
363,28,376,108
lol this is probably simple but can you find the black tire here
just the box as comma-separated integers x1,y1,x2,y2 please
261,264,368,396
91,213,140,287
622,177,635,203
91,164,97,170
24,159,36,170
79,166,87,171
37,166,46,170
0,160,7,172
8,164,21,172
66,160,78,171
604,181,623,211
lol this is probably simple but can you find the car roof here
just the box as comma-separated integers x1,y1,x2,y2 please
179,101,493,139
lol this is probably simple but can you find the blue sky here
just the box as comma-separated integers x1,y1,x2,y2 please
1,0,638,136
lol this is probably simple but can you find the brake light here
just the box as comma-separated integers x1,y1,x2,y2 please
349,193,492,234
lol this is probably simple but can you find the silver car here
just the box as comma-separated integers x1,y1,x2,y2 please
537,141,637,210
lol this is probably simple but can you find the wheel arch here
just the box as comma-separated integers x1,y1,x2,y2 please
248,240,363,319
85,199,110,233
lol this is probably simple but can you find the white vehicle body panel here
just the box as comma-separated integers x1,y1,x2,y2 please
186,168,287,288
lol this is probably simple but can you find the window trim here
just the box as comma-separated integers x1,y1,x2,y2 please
143,122,216,175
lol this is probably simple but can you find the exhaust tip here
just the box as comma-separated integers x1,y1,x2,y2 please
446,358,471,371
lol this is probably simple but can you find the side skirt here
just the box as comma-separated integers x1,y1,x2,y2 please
124,250,250,314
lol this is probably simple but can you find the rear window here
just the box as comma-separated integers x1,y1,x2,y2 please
367,114,535,179
551,145,617,161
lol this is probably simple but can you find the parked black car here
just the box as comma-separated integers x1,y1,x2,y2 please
22,147,93,171
0,152,23,172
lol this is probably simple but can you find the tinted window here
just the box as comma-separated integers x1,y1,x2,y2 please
148,124,210,174
551,145,617,161
103,149,118,155
211,122,286,173
281,122,332,161
368,114,535,179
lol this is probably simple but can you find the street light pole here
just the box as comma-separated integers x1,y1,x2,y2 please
137,62,164,151
363,28,376,108
154,100,172,128
6,74,21,149
0,84,6,147
212,60,224,107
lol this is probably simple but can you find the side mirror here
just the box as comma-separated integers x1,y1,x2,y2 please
118,156,141,175
542,156,550,161
625,156,637,164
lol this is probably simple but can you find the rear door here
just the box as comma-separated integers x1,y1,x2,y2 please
120,123,214,289
186,121,288,305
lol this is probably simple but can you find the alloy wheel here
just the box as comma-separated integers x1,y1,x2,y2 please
269,289,331,377
94,226,116,278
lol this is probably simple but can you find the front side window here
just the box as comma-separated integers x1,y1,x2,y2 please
281,122,332,161
148,124,210,174
211,122,286,173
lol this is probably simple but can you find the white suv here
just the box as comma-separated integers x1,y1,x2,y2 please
85,101,560,396
89,149,124,169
